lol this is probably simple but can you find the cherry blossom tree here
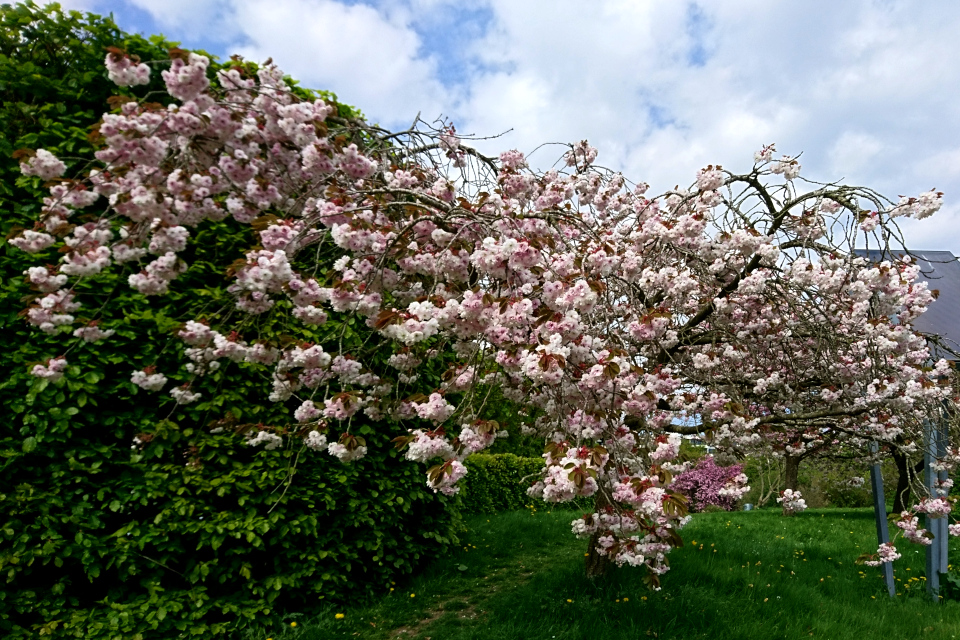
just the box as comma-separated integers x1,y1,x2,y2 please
13,48,960,585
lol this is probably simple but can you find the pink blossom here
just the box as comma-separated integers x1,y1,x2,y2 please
170,386,201,405
247,430,283,450
20,149,67,180
864,542,901,566
304,431,328,451
426,459,467,496
25,266,67,292
31,357,68,382
328,441,367,462
405,430,455,462
73,325,115,342
413,393,455,424
10,230,56,253
131,369,168,392
777,489,807,515
294,400,322,423
161,53,210,102
105,52,151,86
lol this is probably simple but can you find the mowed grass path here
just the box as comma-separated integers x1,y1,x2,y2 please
247,508,960,640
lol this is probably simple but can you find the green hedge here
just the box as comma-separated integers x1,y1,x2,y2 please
460,454,547,514
0,5,457,639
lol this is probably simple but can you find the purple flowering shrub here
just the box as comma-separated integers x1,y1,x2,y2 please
672,456,746,512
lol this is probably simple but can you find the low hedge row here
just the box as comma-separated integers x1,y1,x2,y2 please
460,454,547,514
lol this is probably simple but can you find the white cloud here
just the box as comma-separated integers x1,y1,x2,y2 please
228,0,449,126
827,131,886,179
96,0,960,251
448,0,960,250
124,0,238,41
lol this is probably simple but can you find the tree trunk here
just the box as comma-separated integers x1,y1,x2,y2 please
784,455,801,492
891,452,924,514
584,492,613,579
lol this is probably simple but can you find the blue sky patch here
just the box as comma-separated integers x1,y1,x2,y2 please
409,3,493,87
684,3,711,68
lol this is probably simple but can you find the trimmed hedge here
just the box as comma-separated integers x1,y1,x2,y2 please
0,5,457,639
460,454,546,514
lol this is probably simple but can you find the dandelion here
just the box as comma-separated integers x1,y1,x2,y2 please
623,597,629,602
335,613,345,619
290,622,297,627
566,599,573,603
410,593,415,598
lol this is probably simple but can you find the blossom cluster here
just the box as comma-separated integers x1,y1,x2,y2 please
671,456,749,512
777,489,807,516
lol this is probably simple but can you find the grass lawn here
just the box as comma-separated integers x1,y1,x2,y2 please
242,507,960,640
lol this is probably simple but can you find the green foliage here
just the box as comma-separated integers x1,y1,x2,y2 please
0,4,454,638
678,439,708,464
942,569,960,601
741,454,880,509
459,454,546,514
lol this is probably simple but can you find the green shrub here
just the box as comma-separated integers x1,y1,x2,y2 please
0,4,456,638
460,454,546,514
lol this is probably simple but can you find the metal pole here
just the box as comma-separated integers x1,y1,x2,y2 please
937,418,949,575
869,441,896,597
924,421,942,601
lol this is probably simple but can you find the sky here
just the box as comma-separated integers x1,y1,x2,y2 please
43,0,960,251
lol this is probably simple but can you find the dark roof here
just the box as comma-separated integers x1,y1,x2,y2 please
854,250,960,360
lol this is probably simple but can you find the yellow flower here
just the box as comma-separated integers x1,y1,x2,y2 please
623,597,629,602
290,622,297,627
335,613,345,620
566,599,573,603
410,593,416,598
